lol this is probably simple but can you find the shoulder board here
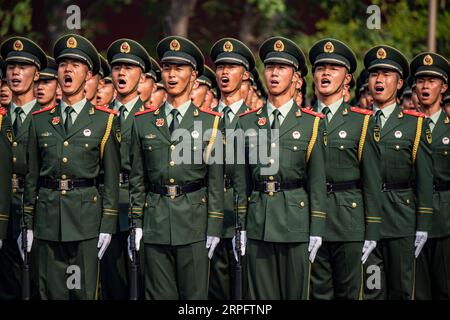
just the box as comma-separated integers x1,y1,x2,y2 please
301,108,325,119
0,107,6,116
239,107,261,117
32,105,55,115
95,105,118,115
135,108,154,116
402,109,425,118
200,108,222,117
350,106,373,115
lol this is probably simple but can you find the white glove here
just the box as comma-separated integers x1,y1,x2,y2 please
414,231,428,258
308,236,322,263
127,227,143,261
97,233,112,260
361,240,377,264
206,236,220,260
232,230,247,261
17,230,34,261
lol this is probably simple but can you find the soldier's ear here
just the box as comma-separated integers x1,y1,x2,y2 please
440,82,448,94
396,78,404,90
33,70,40,82
243,69,250,81
295,77,303,90
344,72,352,86
139,72,146,84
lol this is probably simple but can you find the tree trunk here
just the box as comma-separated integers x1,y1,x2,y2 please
163,0,198,37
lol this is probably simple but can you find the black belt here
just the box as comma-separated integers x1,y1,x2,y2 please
224,175,233,190
254,180,304,193
434,181,450,192
327,180,361,193
11,174,25,189
382,181,411,192
149,180,205,197
39,177,96,191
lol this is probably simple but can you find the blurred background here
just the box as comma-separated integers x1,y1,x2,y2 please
1,0,449,96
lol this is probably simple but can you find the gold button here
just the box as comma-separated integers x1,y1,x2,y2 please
85,144,89,148
12,173,16,178
12,142,17,147
12,188,17,193
395,145,400,150
170,145,175,150
169,178,175,183
12,157,16,163
269,176,274,181
62,157,68,163
193,146,197,151
170,195,175,199
340,145,344,150
148,146,152,150
293,146,298,151
351,202,357,208
444,151,448,156
61,174,67,179
64,141,69,147
169,160,175,166
250,144,255,148
145,202,149,208
271,143,276,148
93,196,97,202
44,143,48,147
247,197,251,201
61,190,67,195
406,199,410,204
300,201,305,207
269,159,275,164
202,197,206,203
268,191,274,196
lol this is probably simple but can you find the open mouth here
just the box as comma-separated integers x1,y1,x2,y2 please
0,92,8,98
37,91,45,98
220,77,230,85
118,78,127,89
64,75,73,87
320,78,331,87
269,79,279,87
421,92,430,98
375,85,384,93
11,79,21,86
167,80,178,87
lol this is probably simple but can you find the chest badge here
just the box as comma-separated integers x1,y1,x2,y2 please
394,130,402,138
258,117,266,126
191,130,200,139
52,117,60,125
339,130,347,139
292,131,301,139
156,118,165,127
443,137,449,145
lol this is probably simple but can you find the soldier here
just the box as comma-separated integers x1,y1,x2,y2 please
191,65,216,110
0,36,47,300
308,39,382,300
444,89,450,116
102,38,152,300
96,55,115,107
23,34,120,300
207,37,255,300
410,53,450,299
149,81,167,109
138,57,161,107
363,45,434,300
237,37,327,299
128,36,224,300
34,56,58,109
0,58,13,107
84,54,103,105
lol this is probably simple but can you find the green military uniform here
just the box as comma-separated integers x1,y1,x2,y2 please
208,38,254,300
362,46,434,300
0,106,12,243
23,34,120,300
0,37,47,300
410,53,450,299
99,39,152,300
129,36,224,299
308,39,382,300
237,37,327,299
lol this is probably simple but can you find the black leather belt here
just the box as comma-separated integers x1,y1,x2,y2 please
254,180,304,193
11,174,25,189
224,175,233,190
39,177,96,191
149,180,205,197
327,180,361,193
434,181,450,192
382,181,411,192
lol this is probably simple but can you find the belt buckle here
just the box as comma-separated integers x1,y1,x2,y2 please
264,181,280,193
59,179,73,191
11,178,19,189
166,185,180,197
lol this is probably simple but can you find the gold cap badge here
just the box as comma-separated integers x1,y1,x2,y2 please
274,40,284,52
66,36,77,49
120,42,130,54
223,41,233,52
170,39,180,51
13,40,24,51
324,41,334,53
423,54,433,66
376,48,387,59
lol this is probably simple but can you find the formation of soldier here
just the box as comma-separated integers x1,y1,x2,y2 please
0,33,449,300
